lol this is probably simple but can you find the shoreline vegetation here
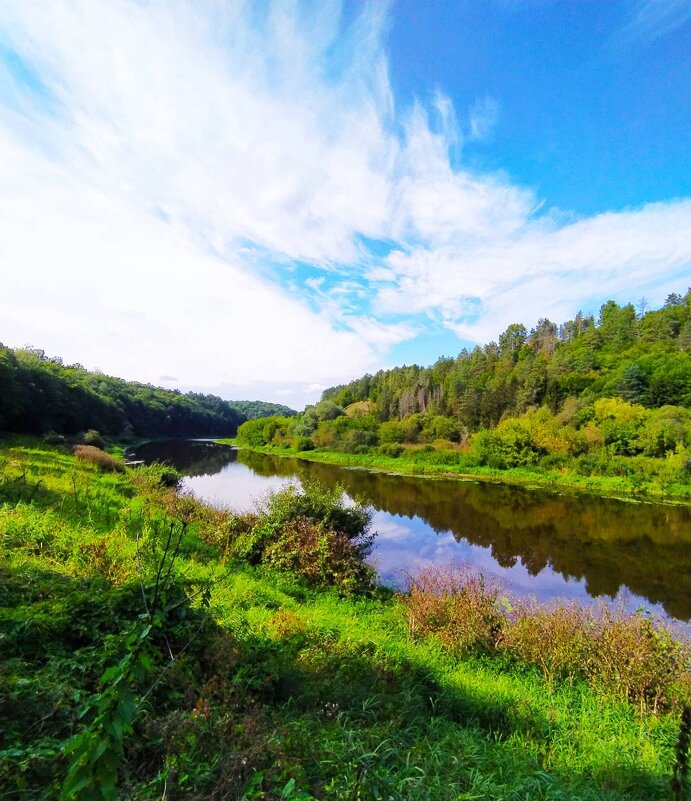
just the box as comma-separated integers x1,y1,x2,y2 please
228,290,691,505
220,440,691,505
1,437,690,799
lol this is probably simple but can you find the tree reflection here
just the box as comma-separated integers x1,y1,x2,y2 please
238,450,691,620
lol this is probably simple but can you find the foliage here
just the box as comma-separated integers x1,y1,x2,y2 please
74,445,126,473
255,480,372,542
0,344,245,438
404,566,690,714
405,566,504,654
228,400,298,419
230,289,691,499
315,288,691,445
672,706,691,800
2,440,690,800
262,517,375,594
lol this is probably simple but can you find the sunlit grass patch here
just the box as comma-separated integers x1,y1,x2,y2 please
0,438,688,800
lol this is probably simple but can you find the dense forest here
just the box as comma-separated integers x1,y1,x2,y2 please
323,290,691,423
0,345,244,438
228,399,297,420
236,291,691,495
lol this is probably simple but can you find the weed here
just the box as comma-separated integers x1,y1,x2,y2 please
404,565,504,654
73,445,125,473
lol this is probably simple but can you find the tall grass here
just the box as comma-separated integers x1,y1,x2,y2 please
1,439,689,800
405,565,691,714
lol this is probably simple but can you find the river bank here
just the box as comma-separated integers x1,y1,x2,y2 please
1,437,689,799
217,439,691,505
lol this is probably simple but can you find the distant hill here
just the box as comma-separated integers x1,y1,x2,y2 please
228,400,298,419
322,290,691,426
0,344,245,438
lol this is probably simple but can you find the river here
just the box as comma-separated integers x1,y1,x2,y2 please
131,439,691,625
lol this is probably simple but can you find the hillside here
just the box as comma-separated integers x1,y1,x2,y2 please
229,399,298,419
234,291,691,500
0,345,244,438
323,291,691,424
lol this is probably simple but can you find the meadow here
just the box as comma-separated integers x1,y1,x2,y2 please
1,437,690,800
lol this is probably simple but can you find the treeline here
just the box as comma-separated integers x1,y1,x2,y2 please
236,291,691,494
0,345,245,438
228,399,297,420
324,290,691,424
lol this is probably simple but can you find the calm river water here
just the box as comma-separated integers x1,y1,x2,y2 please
132,439,691,625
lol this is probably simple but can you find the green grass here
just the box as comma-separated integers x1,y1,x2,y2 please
0,437,689,800
218,440,691,505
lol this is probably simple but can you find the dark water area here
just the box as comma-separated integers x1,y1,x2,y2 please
132,440,691,625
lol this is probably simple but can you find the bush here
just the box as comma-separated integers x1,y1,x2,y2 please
263,517,375,593
404,566,691,712
83,429,106,449
73,445,125,473
295,436,315,452
255,480,372,542
379,443,404,458
472,422,545,469
502,601,594,684
590,607,690,712
539,453,568,471
226,481,375,592
404,566,504,655
42,431,66,446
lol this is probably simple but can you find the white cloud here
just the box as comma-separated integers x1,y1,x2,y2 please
467,96,499,142
0,0,689,395
0,1,399,267
377,199,691,342
0,130,375,387
612,0,691,50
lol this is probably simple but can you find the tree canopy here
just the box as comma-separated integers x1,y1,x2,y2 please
0,345,245,438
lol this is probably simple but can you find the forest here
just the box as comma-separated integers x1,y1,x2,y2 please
228,399,297,420
0,345,245,438
235,291,691,497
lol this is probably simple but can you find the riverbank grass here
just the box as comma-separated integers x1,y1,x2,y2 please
218,439,691,503
1,437,689,799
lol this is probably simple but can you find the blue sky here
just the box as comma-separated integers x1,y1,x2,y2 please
0,1,689,408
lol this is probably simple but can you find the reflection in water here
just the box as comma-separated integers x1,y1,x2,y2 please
132,439,239,477
133,441,691,623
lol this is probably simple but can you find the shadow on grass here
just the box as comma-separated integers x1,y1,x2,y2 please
222,622,676,801
0,560,678,801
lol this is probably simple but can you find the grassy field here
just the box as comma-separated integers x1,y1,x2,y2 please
218,440,691,505
1,436,690,800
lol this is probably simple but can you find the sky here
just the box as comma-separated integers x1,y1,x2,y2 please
0,1,689,410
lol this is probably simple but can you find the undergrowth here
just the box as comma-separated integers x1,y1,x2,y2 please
1,438,689,800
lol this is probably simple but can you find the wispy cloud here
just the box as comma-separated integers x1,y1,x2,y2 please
0,1,689,404
467,96,499,142
610,0,691,51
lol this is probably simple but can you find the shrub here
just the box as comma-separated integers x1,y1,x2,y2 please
404,565,691,713
295,436,315,452
404,566,504,655
73,445,125,473
502,601,595,684
539,453,568,471
83,429,106,449
263,517,375,593
42,431,66,446
589,607,690,713
131,462,181,489
227,482,375,593
379,443,404,458
471,422,545,469
379,420,407,444
255,480,372,542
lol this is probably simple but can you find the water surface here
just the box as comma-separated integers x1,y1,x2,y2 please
132,440,691,624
